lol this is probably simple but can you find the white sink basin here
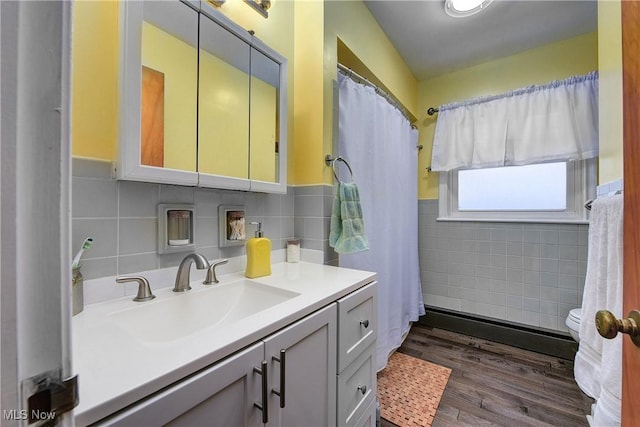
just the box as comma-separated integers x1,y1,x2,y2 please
108,279,299,343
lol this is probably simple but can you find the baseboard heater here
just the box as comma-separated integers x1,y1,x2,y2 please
418,306,578,361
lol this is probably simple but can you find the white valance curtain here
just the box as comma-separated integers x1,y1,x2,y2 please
431,71,599,172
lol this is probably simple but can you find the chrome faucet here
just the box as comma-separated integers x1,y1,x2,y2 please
173,253,210,292
203,259,229,285
116,276,155,302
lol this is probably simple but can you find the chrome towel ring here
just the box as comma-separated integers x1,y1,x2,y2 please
325,154,354,184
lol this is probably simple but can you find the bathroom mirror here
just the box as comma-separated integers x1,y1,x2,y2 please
198,4,288,193
119,1,199,185
119,1,287,193
249,48,280,185
197,10,251,191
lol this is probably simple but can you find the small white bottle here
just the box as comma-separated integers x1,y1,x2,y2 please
287,239,300,263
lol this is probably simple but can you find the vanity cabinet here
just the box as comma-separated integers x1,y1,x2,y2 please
92,281,376,427
99,303,338,426
119,0,287,193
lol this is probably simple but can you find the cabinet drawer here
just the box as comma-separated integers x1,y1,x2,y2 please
337,281,377,373
337,343,376,427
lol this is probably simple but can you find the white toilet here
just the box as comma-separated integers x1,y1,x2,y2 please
565,308,582,343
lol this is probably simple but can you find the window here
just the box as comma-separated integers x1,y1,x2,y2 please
438,159,596,223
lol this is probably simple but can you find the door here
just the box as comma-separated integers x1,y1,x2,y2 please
0,2,74,425
621,1,640,426
263,304,338,427
102,343,265,426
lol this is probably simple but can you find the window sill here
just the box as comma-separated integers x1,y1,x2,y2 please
436,216,589,225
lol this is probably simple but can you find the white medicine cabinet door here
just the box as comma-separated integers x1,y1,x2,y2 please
118,1,288,192
198,3,288,194
197,8,251,191
263,304,338,427
101,343,265,426
247,43,288,194
118,0,199,185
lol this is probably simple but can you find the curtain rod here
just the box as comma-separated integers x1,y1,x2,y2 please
337,63,416,128
428,71,597,118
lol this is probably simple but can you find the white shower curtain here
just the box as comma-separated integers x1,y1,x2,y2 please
337,72,425,371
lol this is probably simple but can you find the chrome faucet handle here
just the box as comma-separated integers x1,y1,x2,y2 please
203,259,229,285
174,253,210,292
116,276,155,302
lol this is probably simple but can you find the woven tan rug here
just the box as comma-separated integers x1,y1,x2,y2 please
377,352,452,427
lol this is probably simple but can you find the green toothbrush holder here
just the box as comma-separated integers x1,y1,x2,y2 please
72,266,84,316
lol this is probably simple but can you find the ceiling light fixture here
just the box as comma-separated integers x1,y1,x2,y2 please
444,0,493,18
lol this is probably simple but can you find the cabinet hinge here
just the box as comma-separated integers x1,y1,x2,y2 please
23,371,79,425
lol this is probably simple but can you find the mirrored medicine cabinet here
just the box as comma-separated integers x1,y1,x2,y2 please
119,0,287,193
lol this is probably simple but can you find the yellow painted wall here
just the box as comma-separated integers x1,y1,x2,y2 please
69,1,612,190
142,22,197,171
418,32,598,200
597,0,623,184
293,0,325,186
320,0,418,185
324,1,417,118
290,0,419,186
198,50,250,178
71,0,118,161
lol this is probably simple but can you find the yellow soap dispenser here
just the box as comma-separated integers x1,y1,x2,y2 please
245,221,271,278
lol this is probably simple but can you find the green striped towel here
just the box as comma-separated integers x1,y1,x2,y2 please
329,182,369,254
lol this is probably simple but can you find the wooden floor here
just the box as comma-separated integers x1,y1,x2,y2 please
381,324,594,427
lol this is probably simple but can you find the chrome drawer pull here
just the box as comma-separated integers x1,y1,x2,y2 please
357,385,367,395
360,319,369,328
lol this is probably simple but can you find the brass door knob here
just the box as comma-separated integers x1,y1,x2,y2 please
595,309,640,347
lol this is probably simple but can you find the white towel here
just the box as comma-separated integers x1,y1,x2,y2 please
574,193,623,426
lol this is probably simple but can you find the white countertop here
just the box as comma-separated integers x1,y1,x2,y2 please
72,262,376,426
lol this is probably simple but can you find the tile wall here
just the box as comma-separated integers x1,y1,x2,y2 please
419,199,588,334
293,185,338,266
596,178,624,196
74,156,602,334
73,158,299,281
